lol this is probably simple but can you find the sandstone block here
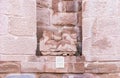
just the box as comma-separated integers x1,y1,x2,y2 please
21,56,85,73
82,18,95,37
0,74,6,78
37,8,50,26
67,63,74,72
83,17,120,62
21,6,36,18
85,53,120,62
92,35,120,55
9,17,36,36
0,35,36,55
89,18,120,61
65,56,76,63
0,62,20,73
73,63,84,73
27,56,84,62
54,63,68,73
106,73,120,78
0,0,36,17
6,74,35,78
62,74,95,78
0,0,9,14
62,1,77,12
1,0,36,36
85,63,118,73
8,0,36,8
117,0,120,16
52,13,77,26
22,0,36,7
37,0,52,8
27,56,55,62
27,56,47,62
0,55,27,61
21,62,45,73
83,0,117,18
0,15,8,35
9,5,35,17
45,62,55,72
76,56,85,62
96,17,120,36
52,0,59,13
39,74,57,78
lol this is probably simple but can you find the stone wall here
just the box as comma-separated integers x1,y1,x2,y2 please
0,0,120,78
82,0,120,78
0,0,36,55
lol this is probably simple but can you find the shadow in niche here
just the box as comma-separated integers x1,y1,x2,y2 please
36,43,42,56
36,27,42,56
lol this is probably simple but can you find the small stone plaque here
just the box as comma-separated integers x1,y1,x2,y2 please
56,56,64,68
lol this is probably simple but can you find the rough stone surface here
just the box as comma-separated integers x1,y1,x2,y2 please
9,17,36,36
0,55,28,61
0,0,36,16
39,74,57,78
0,0,36,56
6,74,35,78
85,62,119,73
37,8,50,26
0,15,8,35
62,1,77,12
62,73,96,78
0,35,36,55
83,0,118,18
52,13,77,26
0,0,36,36
82,0,120,62
37,0,52,8
0,74,6,78
0,62,20,73
52,0,59,13
21,62,45,72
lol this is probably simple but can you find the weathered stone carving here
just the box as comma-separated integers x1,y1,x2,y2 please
37,0,82,56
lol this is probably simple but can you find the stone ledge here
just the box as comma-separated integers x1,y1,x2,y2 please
21,56,85,73
85,62,120,74
21,62,84,73
1,60,120,74
1,73,120,78
0,55,85,62
27,55,85,62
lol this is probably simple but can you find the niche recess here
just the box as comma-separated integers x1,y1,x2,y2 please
36,0,82,56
